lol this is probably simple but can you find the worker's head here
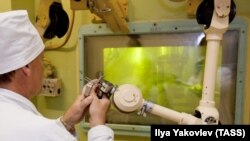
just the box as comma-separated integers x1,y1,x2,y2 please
0,10,45,98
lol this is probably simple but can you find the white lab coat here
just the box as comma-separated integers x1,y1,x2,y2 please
0,88,114,141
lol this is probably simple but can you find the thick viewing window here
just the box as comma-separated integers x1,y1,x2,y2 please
78,17,247,136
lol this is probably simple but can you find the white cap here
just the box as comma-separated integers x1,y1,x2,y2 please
0,10,45,74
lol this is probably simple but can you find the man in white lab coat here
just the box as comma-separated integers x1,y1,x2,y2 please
0,10,114,141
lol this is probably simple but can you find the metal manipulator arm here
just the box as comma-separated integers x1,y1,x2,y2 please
194,0,236,124
112,84,202,124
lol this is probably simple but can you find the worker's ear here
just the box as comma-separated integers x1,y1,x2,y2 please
21,65,31,76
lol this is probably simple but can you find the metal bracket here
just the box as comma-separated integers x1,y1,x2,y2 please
88,0,112,13
137,101,154,117
214,0,230,18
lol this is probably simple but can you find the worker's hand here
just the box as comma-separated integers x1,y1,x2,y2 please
88,90,111,127
81,79,99,97
61,84,98,129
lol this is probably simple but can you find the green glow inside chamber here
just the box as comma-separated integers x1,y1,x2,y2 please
103,46,221,124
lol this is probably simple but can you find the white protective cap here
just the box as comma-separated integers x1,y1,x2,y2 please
0,10,45,74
